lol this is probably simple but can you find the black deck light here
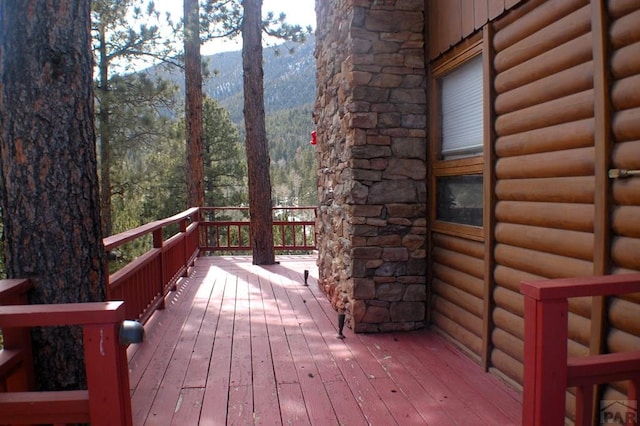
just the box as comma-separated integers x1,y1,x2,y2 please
119,320,145,345
337,312,346,339
304,269,309,286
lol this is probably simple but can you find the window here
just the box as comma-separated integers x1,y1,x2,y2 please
436,174,483,227
430,40,484,239
440,55,483,160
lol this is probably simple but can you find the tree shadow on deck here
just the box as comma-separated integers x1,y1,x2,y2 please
126,255,521,425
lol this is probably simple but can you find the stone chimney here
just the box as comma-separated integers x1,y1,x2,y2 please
314,0,427,332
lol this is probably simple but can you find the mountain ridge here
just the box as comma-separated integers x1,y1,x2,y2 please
146,36,316,123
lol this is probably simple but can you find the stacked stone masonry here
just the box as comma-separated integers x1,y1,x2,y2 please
314,0,427,332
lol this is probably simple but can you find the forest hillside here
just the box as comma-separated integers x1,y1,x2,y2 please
146,36,317,206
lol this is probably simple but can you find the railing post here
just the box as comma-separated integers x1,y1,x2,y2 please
629,377,640,426
153,229,166,310
83,320,133,425
180,217,189,277
522,294,568,426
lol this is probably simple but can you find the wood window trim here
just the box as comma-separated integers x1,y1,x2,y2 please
429,35,485,241
431,33,483,76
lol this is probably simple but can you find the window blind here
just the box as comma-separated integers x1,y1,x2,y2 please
440,54,483,158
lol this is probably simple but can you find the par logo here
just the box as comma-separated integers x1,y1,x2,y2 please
600,400,637,424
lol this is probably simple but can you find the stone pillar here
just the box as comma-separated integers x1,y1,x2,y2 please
314,0,427,332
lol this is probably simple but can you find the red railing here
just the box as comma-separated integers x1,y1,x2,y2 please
199,206,317,253
0,280,133,425
104,206,315,321
0,279,33,394
0,206,315,424
104,207,200,323
521,274,640,426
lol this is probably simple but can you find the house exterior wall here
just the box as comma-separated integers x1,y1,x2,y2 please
314,0,428,332
426,0,640,418
489,0,640,411
314,0,640,418
489,0,597,394
427,0,523,59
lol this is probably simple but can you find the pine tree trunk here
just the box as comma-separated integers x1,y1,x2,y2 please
0,0,106,391
242,0,276,265
184,0,205,208
98,22,113,236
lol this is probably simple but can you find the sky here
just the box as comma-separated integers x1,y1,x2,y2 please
156,0,317,55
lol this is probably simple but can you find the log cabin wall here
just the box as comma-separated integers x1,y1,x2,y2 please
605,0,640,403
491,1,596,412
426,0,640,418
426,0,524,362
313,0,639,417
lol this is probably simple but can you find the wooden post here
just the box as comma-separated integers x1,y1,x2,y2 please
83,320,133,425
153,229,166,310
574,383,594,426
627,376,639,426
181,217,189,278
522,295,568,425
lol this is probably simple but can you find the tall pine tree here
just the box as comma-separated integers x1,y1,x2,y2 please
242,0,275,265
0,0,106,390
92,0,176,235
184,0,205,208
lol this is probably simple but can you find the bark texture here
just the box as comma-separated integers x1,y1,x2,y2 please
97,21,113,236
184,0,205,208
0,0,106,390
242,0,275,265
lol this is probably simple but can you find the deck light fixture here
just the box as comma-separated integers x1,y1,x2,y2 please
119,320,145,345
337,313,346,339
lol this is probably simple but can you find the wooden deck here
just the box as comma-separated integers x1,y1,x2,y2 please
127,255,521,425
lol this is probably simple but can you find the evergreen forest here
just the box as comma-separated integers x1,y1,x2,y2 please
0,2,317,276
104,10,318,237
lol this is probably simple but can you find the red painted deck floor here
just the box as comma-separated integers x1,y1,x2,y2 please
127,255,522,425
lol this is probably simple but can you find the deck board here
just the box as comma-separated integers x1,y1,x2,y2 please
129,255,522,425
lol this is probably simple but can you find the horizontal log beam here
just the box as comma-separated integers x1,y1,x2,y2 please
0,301,125,328
495,4,591,73
496,119,593,158
496,146,594,179
493,0,585,51
496,32,592,94
495,201,593,233
496,61,593,115
496,176,594,203
496,90,594,137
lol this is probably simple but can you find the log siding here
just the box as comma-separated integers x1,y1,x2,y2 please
427,0,640,420
492,0,596,417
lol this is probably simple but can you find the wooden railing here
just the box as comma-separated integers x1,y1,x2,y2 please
104,207,200,323
199,206,317,253
104,206,315,321
521,274,640,426
0,206,314,424
0,279,33,394
0,279,134,425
